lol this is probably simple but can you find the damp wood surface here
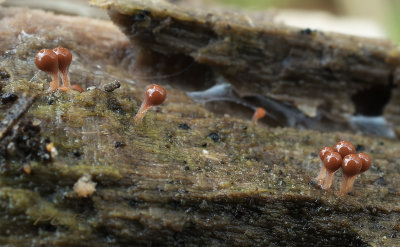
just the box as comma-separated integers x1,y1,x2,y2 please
93,0,400,137
0,3,399,247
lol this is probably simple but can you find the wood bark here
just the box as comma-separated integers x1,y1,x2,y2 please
0,4,399,246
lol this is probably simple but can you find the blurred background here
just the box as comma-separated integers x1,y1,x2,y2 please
216,0,400,42
2,0,400,43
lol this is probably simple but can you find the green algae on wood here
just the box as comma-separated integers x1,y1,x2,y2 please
0,6,400,247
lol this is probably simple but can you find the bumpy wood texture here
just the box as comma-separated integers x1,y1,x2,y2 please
0,3,399,247
93,0,400,137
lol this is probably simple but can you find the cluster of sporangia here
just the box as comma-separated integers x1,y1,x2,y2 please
316,140,371,195
35,47,167,123
35,48,373,199
35,47,83,92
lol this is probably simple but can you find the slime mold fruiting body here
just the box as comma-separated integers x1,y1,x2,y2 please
340,154,363,195
334,140,355,158
322,151,342,190
252,107,266,125
315,141,371,195
343,152,371,194
134,84,167,123
35,49,59,91
316,146,335,185
53,46,72,91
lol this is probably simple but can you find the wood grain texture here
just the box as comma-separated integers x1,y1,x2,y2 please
0,4,399,246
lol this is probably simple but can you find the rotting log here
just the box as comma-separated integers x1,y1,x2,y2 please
0,4,399,247
93,0,400,137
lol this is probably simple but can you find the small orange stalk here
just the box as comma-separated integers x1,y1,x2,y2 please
53,46,72,91
134,84,167,123
252,107,266,125
345,152,371,193
316,146,334,185
340,154,362,195
322,151,342,190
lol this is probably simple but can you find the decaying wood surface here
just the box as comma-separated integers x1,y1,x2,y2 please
0,3,399,247
0,94,37,141
93,0,400,137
